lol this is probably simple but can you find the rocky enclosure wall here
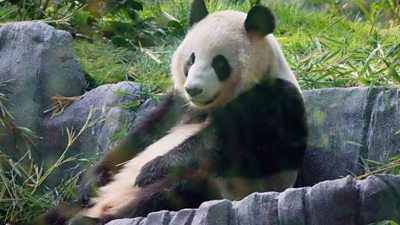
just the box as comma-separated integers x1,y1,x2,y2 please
0,22,399,224
107,175,400,225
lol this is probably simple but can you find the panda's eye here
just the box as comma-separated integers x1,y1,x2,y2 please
212,55,231,81
184,53,195,77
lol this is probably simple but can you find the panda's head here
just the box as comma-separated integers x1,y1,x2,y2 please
171,0,280,111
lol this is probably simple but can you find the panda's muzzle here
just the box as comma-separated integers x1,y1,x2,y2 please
185,86,203,97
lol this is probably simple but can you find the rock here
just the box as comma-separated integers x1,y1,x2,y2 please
106,218,144,225
277,188,307,225
169,209,196,225
42,81,151,158
191,200,233,225
41,81,154,183
360,175,400,223
298,87,372,186
234,192,279,225
106,175,400,225
298,87,400,186
366,89,400,164
307,176,358,225
0,22,86,159
144,211,172,225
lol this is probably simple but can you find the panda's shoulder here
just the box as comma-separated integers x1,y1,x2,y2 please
256,78,302,97
232,78,303,108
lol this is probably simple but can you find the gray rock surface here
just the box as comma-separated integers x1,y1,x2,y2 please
297,87,399,186
367,89,400,163
41,81,154,183
106,175,400,225
42,81,152,158
0,22,86,159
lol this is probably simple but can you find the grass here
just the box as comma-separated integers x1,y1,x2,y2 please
73,39,173,93
73,0,400,92
0,109,96,224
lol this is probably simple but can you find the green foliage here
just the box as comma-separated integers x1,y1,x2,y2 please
256,0,400,89
0,0,185,47
359,154,400,179
0,150,80,224
369,220,400,225
73,39,173,90
305,0,400,27
0,108,96,224
72,0,400,90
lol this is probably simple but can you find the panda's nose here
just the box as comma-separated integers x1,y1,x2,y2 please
185,86,203,97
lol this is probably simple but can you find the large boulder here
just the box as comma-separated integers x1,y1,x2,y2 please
297,87,399,186
42,81,154,162
0,22,86,159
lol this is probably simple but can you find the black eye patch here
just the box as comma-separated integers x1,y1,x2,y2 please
212,55,231,81
184,52,195,77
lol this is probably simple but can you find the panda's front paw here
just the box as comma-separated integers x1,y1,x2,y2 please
78,165,113,205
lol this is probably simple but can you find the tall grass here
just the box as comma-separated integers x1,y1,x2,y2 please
0,103,96,224
73,0,399,91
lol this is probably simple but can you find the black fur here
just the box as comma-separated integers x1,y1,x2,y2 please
244,6,276,36
184,52,195,77
189,0,209,27
211,78,307,177
212,55,231,81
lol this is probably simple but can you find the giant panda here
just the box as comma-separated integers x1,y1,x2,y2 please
31,0,307,224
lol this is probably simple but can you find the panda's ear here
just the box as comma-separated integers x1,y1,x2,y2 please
244,6,275,36
189,0,209,27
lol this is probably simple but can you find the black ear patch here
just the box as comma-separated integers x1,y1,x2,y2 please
212,55,231,81
189,0,209,27
244,6,275,36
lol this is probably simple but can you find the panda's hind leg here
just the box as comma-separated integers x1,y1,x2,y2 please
107,171,222,220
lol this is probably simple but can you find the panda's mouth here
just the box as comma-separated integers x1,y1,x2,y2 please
190,92,219,107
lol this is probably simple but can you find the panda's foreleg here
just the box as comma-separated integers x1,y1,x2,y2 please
78,93,186,205
82,125,220,221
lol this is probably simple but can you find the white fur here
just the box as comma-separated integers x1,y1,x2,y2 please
82,123,205,218
184,64,221,105
171,10,300,110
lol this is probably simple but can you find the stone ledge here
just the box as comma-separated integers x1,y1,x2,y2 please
106,175,400,225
